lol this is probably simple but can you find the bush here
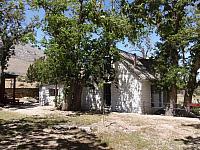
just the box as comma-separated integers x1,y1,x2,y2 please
191,107,200,116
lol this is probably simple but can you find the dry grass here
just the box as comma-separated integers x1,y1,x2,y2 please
0,110,25,121
99,131,184,150
39,114,102,126
1,107,200,150
68,114,103,125
93,113,200,150
0,109,102,128
99,132,152,150
0,112,108,149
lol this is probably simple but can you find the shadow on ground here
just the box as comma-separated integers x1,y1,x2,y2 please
175,123,200,150
182,123,200,129
3,102,40,110
0,117,110,150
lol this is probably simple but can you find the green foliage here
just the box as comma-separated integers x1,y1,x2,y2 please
26,64,36,83
26,58,54,84
0,0,39,71
129,0,199,90
28,0,138,88
26,0,146,110
0,0,39,101
125,1,200,107
191,107,200,116
153,1,195,89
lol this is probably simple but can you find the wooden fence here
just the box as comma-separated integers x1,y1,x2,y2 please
5,88,39,99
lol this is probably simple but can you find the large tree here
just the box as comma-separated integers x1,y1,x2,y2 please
31,0,199,113
127,0,198,115
28,0,141,111
0,0,38,101
182,6,200,106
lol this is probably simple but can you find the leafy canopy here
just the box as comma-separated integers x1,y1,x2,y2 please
0,0,39,72
28,0,140,88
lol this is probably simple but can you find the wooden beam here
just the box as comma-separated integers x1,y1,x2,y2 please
13,77,16,101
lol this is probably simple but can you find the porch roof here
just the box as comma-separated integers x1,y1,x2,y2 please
2,72,19,79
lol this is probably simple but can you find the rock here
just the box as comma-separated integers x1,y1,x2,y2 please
52,125,78,130
79,126,92,133
15,135,23,139
43,128,52,133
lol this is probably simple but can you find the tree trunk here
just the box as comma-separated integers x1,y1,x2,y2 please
54,83,58,107
164,2,181,116
72,80,83,111
165,84,177,116
61,79,83,111
61,82,73,111
184,81,195,107
184,89,193,111
184,57,200,107
61,89,72,111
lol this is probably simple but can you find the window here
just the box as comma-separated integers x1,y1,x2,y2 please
151,86,162,107
49,89,58,96
103,83,111,106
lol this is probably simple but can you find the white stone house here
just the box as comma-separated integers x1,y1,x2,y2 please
39,51,166,114
39,84,63,106
81,51,166,114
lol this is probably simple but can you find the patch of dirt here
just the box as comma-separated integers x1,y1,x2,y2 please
93,113,200,136
2,101,75,117
2,103,200,149
0,119,110,150
90,113,200,149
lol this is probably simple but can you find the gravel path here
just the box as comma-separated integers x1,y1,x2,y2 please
2,102,75,117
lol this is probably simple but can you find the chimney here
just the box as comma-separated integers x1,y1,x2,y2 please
133,53,137,67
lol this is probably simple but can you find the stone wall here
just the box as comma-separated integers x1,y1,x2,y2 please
81,61,152,114
81,86,103,111
111,61,143,113
39,84,64,106
5,88,39,98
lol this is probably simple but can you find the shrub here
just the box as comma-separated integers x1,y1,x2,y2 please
191,107,200,116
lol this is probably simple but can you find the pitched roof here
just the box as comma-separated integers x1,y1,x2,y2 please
119,51,155,80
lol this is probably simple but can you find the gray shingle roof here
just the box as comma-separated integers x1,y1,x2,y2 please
119,51,155,80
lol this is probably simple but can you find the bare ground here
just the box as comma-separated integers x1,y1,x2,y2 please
1,103,200,150
93,113,200,149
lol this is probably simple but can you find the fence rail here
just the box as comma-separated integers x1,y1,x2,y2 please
5,88,39,98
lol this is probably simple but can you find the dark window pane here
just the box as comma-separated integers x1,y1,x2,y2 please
49,89,58,96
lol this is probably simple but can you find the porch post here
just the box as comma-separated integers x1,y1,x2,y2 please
13,77,16,101
0,72,5,102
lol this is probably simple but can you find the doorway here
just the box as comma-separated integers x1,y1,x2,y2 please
103,83,111,106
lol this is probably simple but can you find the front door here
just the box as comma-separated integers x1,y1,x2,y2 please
103,83,111,106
